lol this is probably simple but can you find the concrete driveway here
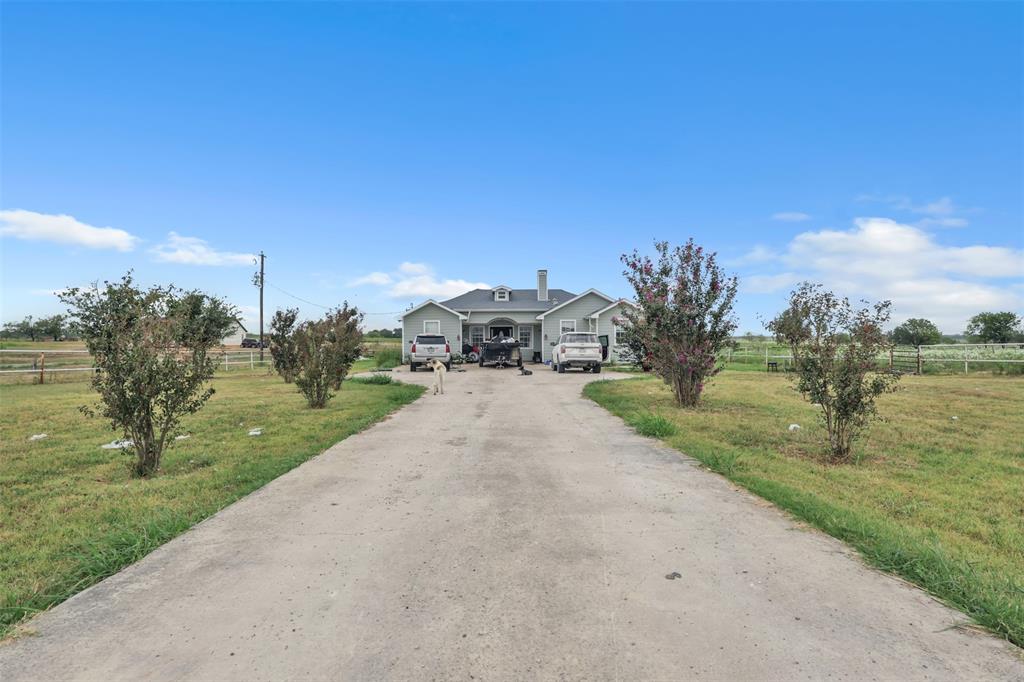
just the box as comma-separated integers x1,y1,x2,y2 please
2,365,1021,681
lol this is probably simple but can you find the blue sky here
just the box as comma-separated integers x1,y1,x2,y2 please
2,2,1022,334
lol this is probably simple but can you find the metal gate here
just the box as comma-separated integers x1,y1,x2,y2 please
889,346,921,375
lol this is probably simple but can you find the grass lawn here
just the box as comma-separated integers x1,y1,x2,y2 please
0,372,424,637
584,372,1024,647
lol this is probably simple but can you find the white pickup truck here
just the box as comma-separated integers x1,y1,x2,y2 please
550,332,602,373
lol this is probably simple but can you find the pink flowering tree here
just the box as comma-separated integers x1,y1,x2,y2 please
620,240,738,407
779,283,899,463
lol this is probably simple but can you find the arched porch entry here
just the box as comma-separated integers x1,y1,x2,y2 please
464,317,540,362
484,317,517,341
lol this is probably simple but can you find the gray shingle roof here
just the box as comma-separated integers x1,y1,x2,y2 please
440,288,577,311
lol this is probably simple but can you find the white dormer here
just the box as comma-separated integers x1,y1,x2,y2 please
492,285,512,302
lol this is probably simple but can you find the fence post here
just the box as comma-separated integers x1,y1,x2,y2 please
250,352,254,370
39,352,45,385
963,345,968,375
224,354,229,371
916,346,922,375
889,348,894,370
765,345,768,367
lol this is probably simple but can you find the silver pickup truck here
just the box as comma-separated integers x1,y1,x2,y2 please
409,334,451,371
550,332,602,373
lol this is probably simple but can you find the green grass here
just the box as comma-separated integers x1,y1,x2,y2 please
627,412,678,438
0,340,86,350
584,372,1024,647
373,346,403,369
0,373,424,637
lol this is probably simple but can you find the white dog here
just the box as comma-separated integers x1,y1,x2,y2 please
427,358,447,395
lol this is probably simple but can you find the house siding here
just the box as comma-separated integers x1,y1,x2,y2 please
595,304,634,363
539,292,613,362
401,304,462,362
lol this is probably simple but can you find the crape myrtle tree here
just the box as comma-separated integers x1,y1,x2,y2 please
292,304,364,408
779,283,900,464
620,239,739,407
60,274,236,477
269,307,300,383
891,318,941,347
765,299,813,369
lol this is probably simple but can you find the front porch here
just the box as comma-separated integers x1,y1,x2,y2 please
464,318,542,361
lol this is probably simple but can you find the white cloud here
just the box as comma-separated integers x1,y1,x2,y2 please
347,262,490,299
752,217,1024,331
918,217,968,228
150,232,255,266
742,273,799,294
0,209,139,251
730,245,778,266
389,275,491,299
786,218,1022,279
914,196,955,216
398,262,431,275
771,211,811,222
349,272,393,287
855,194,970,228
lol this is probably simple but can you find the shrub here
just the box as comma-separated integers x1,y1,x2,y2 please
293,304,364,408
620,239,739,407
269,308,300,382
629,412,678,438
59,274,236,477
780,282,900,463
374,345,402,369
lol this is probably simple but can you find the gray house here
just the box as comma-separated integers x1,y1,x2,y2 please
399,270,634,363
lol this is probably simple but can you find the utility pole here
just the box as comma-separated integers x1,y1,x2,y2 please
253,251,266,362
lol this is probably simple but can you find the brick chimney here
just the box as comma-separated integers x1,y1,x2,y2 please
537,269,548,301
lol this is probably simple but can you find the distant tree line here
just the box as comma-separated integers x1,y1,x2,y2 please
890,312,1024,346
735,311,1023,346
0,315,76,341
364,328,401,338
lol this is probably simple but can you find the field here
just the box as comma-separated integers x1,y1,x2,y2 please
584,372,1024,647
0,372,424,637
722,340,1024,375
0,338,401,384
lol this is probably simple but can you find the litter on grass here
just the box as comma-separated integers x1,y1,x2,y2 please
175,434,191,441
788,424,801,432
101,439,134,449
248,428,263,437
28,433,48,441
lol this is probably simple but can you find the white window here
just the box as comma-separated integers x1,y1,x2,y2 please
560,319,576,334
495,289,509,301
470,326,485,345
612,323,625,346
423,320,440,334
518,325,533,349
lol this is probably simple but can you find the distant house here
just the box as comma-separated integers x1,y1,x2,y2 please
221,319,249,346
399,269,634,363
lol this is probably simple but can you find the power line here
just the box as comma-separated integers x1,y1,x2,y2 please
267,283,331,309
266,282,406,315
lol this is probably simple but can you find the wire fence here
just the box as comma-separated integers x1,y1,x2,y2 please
0,349,275,384
723,342,1024,375
4,341,1022,383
